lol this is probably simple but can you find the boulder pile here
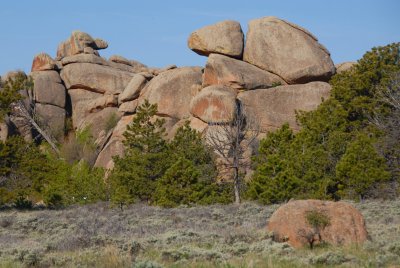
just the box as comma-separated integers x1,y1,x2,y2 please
1,16,338,170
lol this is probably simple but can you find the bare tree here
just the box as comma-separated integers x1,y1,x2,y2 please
370,72,400,197
11,100,60,156
205,100,260,204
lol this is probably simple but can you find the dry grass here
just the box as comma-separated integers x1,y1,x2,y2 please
0,200,399,267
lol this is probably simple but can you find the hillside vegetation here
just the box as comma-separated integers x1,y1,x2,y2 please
0,200,399,267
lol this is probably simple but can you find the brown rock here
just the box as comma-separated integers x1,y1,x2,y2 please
109,55,131,66
267,200,368,248
118,74,147,103
335,62,356,74
188,20,244,58
93,38,108,50
74,106,120,140
190,85,237,123
68,88,103,116
139,67,202,119
61,54,109,66
95,115,133,168
168,117,208,139
35,103,65,139
56,31,108,60
31,53,56,72
118,99,138,115
243,17,335,84
238,82,331,132
31,71,66,108
203,54,286,90
60,63,134,94
86,95,118,113
0,118,10,141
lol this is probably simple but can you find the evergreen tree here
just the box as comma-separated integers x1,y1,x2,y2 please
109,100,170,205
336,133,390,200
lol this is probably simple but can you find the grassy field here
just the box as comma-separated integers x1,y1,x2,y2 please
0,199,399,267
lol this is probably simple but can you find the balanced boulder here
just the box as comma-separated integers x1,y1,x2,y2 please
267,200,368,248
238,82,331,132
243,17,335,84
31,53,56,72
139,67,202,119
203,54,285,90
188,20,244,58
61,63,134,94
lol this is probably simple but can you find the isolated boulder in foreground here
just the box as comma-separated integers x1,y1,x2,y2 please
190,85,237,123
238,82,331,132
188,20,244,58
139,67,202,119
203,53,286,90
243,16,335,84
267,200,368,248
31,53,56,72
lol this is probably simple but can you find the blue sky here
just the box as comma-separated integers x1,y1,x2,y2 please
0,0,399,75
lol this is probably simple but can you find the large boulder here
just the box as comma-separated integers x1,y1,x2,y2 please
118,99,138,115
118,74,147,103
35,103,65,139
31,71,66,108
139,67,202,119
188,20,244,59
56,31,108,60
203,54,286,90
190,85,237,123
267,200,369,248
31,53,56,72
60,63,134,94
243,17,335,84
238,82,331,132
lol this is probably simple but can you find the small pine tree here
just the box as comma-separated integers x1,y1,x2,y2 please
109,100,170,204
336,133,390,200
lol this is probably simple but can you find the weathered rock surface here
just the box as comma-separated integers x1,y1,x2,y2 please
335,62,356,74
61,54,109,66
0,119,10,142
168,117,209,139
95,115,133,168
188,20,244,58
31,53,56,72
190,85,237,123
243,16,335,84
60,63,134,94
109,55,131,66
57,31,107,60
68,89,103,114
31,71,66,108
267,200,369,248
118,99,138,115
35,103,65,139
73,106,120,139
203,54,286,90
118,74,147,103
139,67,202,119
86,95,118,113
238,82,331,132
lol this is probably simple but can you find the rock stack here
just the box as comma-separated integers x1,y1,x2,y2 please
2,16,338,170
